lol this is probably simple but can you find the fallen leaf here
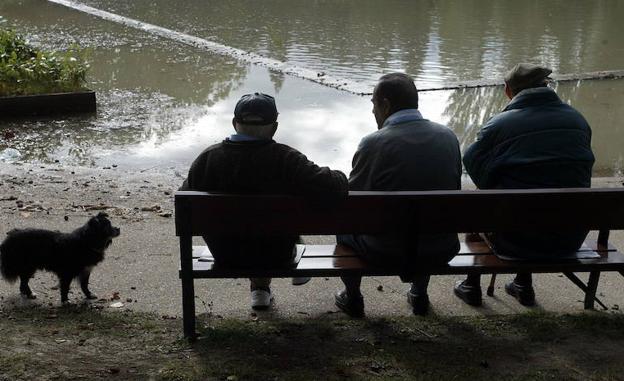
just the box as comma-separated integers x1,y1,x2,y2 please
110,302,124,308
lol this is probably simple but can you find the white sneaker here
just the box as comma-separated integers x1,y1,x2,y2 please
251,289,273,310
292,276,311,286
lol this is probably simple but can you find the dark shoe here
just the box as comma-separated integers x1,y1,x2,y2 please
334,290,364,318
505,281,536,306
454,279,483,306
407,291,429,316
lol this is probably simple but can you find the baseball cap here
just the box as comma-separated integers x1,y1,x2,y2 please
504,63,552,92
233,93,278,125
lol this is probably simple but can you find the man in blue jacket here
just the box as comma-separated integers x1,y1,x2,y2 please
454,63,595,307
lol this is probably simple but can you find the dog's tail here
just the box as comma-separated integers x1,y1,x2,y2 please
0,239,20,283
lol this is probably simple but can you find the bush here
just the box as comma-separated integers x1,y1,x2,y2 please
0,29,90,96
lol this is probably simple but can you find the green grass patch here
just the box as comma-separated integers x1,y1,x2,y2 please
0,29,90,96
1,307,624,380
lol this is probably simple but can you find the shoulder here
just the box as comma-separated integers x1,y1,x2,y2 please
423,120,459,141
272,142,308,157
190,142,225,164
357,129,385,151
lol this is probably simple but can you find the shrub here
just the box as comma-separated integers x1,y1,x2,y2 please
0,29,90,96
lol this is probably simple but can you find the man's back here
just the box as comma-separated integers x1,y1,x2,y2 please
464,87,595,259
182,139,347,197
464,87,594,190
181,138,347,266
350,116,462,261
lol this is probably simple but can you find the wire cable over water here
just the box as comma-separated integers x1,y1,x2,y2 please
46,0,370,95
46,0,624,96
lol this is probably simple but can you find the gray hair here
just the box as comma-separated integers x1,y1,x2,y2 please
234,122,276,139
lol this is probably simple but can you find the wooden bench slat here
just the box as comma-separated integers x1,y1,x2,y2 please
181,241,624,279
176,189,624,236
189,239,612,261
445,250,624,274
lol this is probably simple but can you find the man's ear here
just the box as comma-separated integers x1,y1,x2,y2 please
232,118,239,132
380,98,392,118
504,83,514,100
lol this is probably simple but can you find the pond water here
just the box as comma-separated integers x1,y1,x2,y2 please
1,0,623,177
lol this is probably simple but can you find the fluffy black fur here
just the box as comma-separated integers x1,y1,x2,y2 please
0,212,120,303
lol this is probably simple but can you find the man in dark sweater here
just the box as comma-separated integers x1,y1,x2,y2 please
454,64,595,307
180,93,348,310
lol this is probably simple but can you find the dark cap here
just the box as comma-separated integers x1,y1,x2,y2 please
233,93,278,125
504,63,552,92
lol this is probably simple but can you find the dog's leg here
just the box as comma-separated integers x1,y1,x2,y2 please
79,267,96,299
19,273,36,299
59,275,72,304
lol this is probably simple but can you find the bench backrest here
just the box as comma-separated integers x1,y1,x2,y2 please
175,188,624,236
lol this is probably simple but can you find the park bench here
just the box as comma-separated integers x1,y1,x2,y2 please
176,188,624,339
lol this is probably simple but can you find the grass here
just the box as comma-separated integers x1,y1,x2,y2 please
0,29,90,96
0,305,623,380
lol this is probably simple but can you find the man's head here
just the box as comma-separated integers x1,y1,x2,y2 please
504,63,552,99
371,73,419,129
232,93,279,139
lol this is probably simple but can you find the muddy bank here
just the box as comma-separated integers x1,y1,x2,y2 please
0,162,180,221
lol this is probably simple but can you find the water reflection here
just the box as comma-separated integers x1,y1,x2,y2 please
1,0,623,177
74,0,624,89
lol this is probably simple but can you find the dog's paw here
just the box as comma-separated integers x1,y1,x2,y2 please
21,293,37,300
61,299,73,306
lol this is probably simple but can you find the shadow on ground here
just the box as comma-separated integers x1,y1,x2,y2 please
1,304,623,380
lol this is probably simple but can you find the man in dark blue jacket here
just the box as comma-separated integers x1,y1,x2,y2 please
454,63,595,307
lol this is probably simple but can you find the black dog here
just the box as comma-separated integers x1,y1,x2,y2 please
0,212,120,303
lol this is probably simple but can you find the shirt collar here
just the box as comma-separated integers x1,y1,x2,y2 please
382,109,424,128
229,133,266,142
512,86,555,99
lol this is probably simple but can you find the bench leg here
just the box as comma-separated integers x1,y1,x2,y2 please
486,274,496,297
563,272,608,310
182,275,197,340
180,235,197,340
584,271,601,310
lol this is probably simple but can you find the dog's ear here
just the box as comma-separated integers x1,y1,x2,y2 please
96,212,109,219
89,216,101,228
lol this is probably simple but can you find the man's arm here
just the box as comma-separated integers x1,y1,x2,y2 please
463,119,499,189
178,154,206,191
348,136,377,191
285,149,348,198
